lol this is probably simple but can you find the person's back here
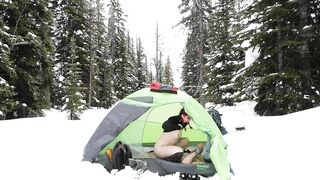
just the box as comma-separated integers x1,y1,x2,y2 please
154,109,204,164
155,130,181,147
154,115,184,159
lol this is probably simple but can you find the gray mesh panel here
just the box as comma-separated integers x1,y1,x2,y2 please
82,102,149,162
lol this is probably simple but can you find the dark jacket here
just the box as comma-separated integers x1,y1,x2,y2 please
162,115,186,132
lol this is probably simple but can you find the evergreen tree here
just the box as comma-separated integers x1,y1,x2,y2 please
205,0,245,105
135,37,147,89
0,76,16,120
107,0,132,100
145,56,153,84
126,32,139,93
307,0,320,108
49,0,63,109
2,0,54,119
62,36,86,120
52,0,90,109
87,0,112,108
0,9,16,119
244,0,320,115
94,0,114,108
96,50,114,108
178,0,212,105
181,35,200,96
87,0,98,108
162,56,174,85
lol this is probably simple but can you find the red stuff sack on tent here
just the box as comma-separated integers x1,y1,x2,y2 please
147,82,178,94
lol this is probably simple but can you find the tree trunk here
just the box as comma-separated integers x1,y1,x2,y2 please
277,13,283,72
299,0,310,75
88,0,96,108
154,23,162,83
195,0,205,106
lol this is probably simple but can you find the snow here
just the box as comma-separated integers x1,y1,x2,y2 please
27,32,37,38
303,25,311,30
221,102,320,180
0,77,6,84
215,62,223,68
1,102,320,180
245,47,259,68
75,30,83,35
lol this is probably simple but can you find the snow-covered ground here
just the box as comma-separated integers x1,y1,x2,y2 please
1,101,319,180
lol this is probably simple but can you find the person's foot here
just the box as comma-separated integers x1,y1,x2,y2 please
184,149,191,153
195,143,204,155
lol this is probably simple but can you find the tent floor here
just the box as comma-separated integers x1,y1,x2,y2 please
129,155,216,177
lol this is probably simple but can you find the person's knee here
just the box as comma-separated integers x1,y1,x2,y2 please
181,151,196,164
175,146,184,153
182,137,189,144
179,138,189,148
155,146,183,158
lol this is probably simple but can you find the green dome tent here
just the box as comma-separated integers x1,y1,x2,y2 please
82,84,231,180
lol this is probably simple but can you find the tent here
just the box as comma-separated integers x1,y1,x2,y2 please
82,83,231,180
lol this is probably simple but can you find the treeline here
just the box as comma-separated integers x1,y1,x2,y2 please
179,0,320,116
0,0,174,120
1,0,320,119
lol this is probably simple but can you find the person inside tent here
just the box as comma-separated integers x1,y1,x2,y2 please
154,108,204,164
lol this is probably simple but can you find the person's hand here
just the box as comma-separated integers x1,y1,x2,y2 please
195,143,205,155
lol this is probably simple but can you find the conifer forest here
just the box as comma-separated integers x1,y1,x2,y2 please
1,0,319,120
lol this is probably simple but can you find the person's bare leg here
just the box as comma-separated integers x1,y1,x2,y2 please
154,145,183,158
181,143,205,164
176,137,189,150
181,152,196,164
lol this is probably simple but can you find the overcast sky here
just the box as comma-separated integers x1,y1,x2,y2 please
119,0,187,86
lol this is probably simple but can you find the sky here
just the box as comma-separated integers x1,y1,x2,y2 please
107,0,259,86
1,101,320,180
119,0,187,86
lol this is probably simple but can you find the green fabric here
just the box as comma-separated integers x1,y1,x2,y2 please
99,88,230,180
183,97,230,180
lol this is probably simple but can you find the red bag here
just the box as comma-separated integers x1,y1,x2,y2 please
147,82,178,94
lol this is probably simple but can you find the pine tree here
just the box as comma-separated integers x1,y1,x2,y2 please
52,0,90,109
145,55,154,84
181,35,200,96
126,32,139,93
0,77,16,120
49,0,64,109
162,56,174,85
244,0,320,115
94,0,114,108
178,0,212,105
0,8,16,119
307,0,320,108
87,0,98,108
96,52,114,108
135,37,148,89
107,0,132,100
2,0,54,119
205,0,245,105
62,35,86,120
87,0,112,108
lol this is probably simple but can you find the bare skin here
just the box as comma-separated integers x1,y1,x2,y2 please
154,113,197,164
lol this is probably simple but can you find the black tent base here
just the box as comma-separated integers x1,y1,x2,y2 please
129,158,216,178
